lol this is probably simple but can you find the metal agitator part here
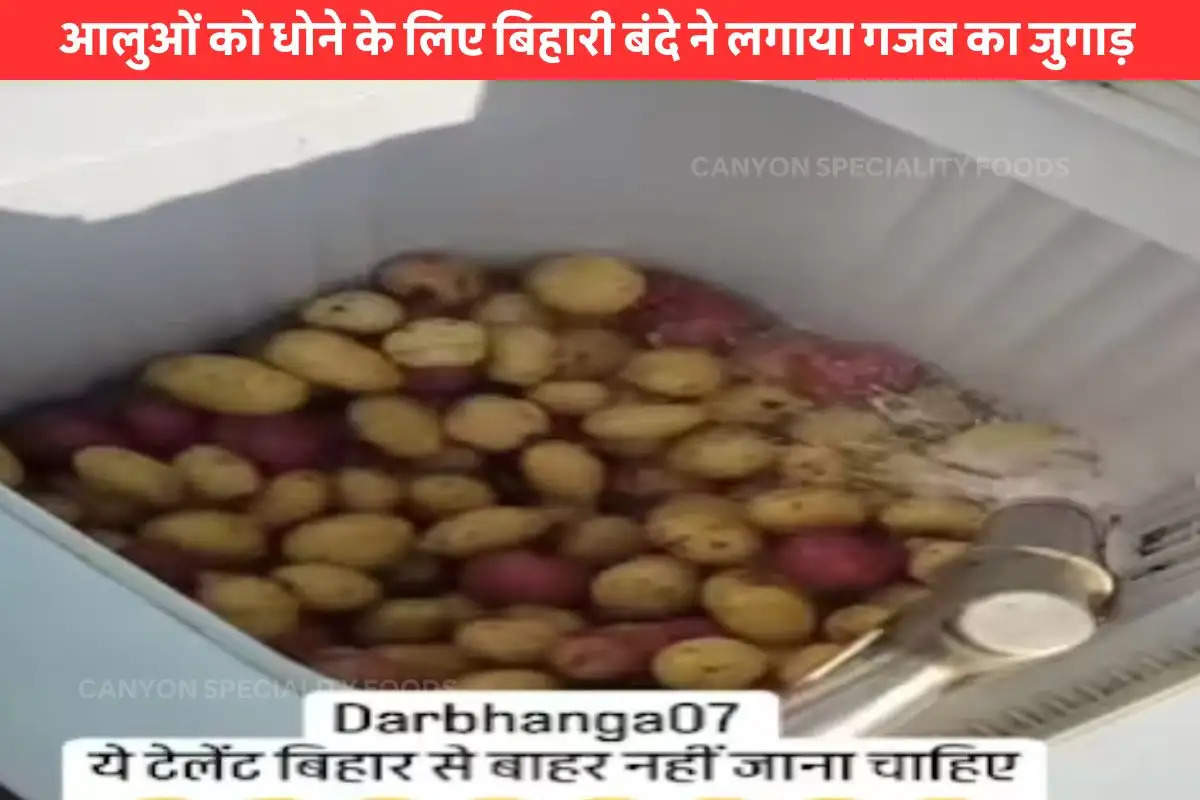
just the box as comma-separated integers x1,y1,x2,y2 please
780,499,1117,736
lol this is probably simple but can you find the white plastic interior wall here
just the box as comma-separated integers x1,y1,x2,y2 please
4,80,1200,800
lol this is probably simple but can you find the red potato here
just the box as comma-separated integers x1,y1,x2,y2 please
734,333,922,404
120,397,209,456
775,529,908,594
550,618,721,683
605,616,724,659
626,271,765,350
402,367,481,402
376,255,486,316
6,405,130,467
458,549,590,608
732,333,823,385
210,412,339,473
305,647,406,688
550,633,644,682
789,338,923,404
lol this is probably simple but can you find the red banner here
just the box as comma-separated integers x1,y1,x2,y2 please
0,0,1192,79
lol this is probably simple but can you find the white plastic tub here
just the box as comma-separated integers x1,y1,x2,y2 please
3,80,1200,800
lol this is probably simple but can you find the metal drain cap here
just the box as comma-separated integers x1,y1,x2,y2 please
955,589,1097,658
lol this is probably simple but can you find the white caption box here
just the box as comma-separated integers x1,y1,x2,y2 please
63,690,1046,800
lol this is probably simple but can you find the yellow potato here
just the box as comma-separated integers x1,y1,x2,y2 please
377,256,485,307
747,487,868,531
454,618,564,665
73,446,184,508
527,255,646,315
878,497,985,539
701,569,816,645
554,327,635,378
408,473,496,518
271,563,383,612
646,496,761,566
454,669,562,690
262,329,402,392
421,506,558,557
142,354,310,415
525,381,611,416
300,290,405,334
778,443,848,487
140,510,266,562
620,348,725,398
591,555,699,619
29,492,84,524
348,395,442,459
557,515,647,565
472,291,554,328
282,513,415,570
652,637,769,689
795,406,892,447
198,573,300,639
0,442,24,487
930,421,1079,474
249,470,332,529
906,537,971,584
355,596,459,643
499,605,587,634
173,445,262,502
487,325,558,386
823,604,896,643
776,643,845,686
372,643,476,680
665,425,778,480
334,467,406,512
520,440,606,504
705,383,811,425
867,582,933,611
444,394,550,451
582,403,707,440
382,318,488,368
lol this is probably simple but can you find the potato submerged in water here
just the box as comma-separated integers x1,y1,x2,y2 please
592,555,699,619
198,573,300,639
4,256,1086,698
143,354,310,415
263,329,403,392
282,513,415,570
527,255,646,315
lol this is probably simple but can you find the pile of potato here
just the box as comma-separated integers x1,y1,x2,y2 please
0,253,1092,692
